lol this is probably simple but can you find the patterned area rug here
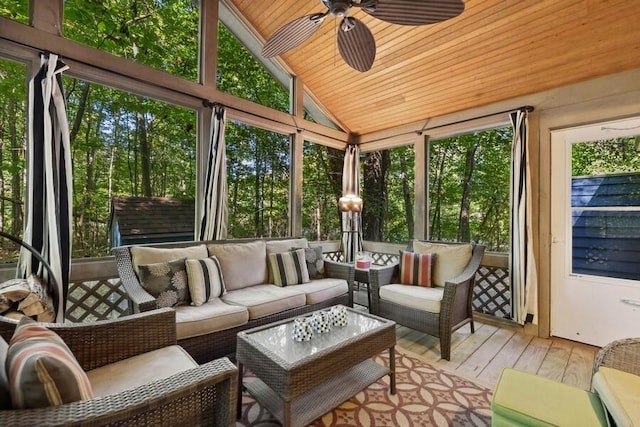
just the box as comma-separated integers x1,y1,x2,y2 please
236,349,493,426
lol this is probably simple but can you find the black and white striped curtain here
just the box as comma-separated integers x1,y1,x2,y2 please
198,105,227,241
509,109,538,325
341,144,362,263
18,53,72,322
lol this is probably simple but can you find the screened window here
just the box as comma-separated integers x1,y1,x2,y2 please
302,141,342,241
0,0,28,24
429,126,513,251
63,77,197,257
217,23,289,113
0,58,27,262
226,121,289,238
63,0,199,81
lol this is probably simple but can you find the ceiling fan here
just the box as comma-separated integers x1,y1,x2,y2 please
262,0,465,72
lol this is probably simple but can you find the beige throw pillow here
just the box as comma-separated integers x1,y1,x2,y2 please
207,240,267,291
412,241,472,287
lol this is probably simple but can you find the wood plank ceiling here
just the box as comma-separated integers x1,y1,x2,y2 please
227,0,640,136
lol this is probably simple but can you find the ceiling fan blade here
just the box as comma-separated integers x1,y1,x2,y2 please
362,0,464,25
262,13,327,58
337,17,376,72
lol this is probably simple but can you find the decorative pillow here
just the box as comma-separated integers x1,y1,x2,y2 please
7,317,94,409
266,239,309,282
130,244,208,275
268,248,310,287
0,336,11,410
137,258,190,308
185,256,226,306
412,241,473,287
297,246,324,280
399,250,436,287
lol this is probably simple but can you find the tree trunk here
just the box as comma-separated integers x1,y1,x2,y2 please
137,112,152,197
362,150,389,241
8,97,23,237
430,146,448,240
399,150,414,238
458,143,478,242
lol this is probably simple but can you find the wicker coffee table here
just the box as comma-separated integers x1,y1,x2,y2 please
236,305,396,427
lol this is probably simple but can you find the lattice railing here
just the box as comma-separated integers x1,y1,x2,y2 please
66,279,130,322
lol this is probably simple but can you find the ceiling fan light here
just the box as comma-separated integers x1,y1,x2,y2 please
323,0,351,17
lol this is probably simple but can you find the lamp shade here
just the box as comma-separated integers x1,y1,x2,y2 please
339,194,363,213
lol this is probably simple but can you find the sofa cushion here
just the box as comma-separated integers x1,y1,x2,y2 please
379,284,444,313
7,317,94,409
131,244,208,275
87,345,197,397
208,241,267,291
174,298,249,339
399,250,436,287
221,284,306,319
0,335,11,410
268,248,310,286
186,256,226,306
592,366,640,427
412,241,472,287
293,278,348,305
137,258,190,308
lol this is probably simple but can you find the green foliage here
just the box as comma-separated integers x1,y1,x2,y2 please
572,137,640,176
429,127,513,251
63,0,199,80
0,0,27,23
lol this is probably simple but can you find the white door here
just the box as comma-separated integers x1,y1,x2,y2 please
550,117,640,346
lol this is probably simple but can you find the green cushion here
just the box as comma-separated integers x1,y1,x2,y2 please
492,368,608,427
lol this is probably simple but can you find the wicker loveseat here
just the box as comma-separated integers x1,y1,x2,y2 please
113,238,354,363
0,308,237,426
368,240,485,360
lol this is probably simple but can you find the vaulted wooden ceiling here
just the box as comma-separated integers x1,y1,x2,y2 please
226,0,640,136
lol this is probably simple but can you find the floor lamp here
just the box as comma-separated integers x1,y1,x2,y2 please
339,194,363,263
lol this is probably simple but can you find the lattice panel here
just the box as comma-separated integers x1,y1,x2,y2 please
66,279,131,322
473,265,511,319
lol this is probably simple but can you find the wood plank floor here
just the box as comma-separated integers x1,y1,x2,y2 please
393,319,600,391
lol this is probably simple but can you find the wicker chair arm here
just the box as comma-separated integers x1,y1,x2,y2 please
324,259,355,306
368,264,399,315
0,308,177,372
593,337,640,377
0,357,238,427
112,246,158,312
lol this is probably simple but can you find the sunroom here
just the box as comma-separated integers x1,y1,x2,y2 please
0,0,639,425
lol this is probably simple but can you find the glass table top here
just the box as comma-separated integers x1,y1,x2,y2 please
241,306,390,364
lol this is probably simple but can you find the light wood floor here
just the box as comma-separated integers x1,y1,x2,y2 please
392,317,600,391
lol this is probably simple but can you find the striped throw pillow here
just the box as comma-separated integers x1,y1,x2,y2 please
186,256,226,306
268,249,310,287
399,250,437,287
7,317,94,409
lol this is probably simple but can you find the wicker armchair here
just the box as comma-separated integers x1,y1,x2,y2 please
593,337,640,377
0,308,237,427
369,241,485,360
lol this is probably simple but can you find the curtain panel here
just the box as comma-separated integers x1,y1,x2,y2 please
18,53,72,322
199,105,227,241
509,110,538,325
341,144,362,263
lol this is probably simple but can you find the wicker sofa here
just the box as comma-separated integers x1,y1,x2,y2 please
113,238,354,363
368,240,485,360
0,308,237,426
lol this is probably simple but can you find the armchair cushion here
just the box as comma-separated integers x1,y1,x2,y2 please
399,250,436,287
268,248,310,286
186,256,226,306
413,241,472,286
592,366,640,427
87,344,197,397
7,317,94,409
379,284,444,314
137,258,190,308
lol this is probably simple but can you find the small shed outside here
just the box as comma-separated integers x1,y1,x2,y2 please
109,197,196,249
